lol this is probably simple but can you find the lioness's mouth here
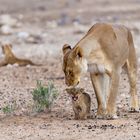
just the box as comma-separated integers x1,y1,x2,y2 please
66,80,80,87
73,81,79,87
76,81,79,86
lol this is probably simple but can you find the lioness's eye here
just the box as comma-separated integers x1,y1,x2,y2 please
69,71,74,76
69,71,72,74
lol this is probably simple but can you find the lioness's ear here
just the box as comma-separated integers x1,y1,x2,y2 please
62,44,71,55
8,44,13,48
2,44,12,49
73,46,83,58
1,45,4,49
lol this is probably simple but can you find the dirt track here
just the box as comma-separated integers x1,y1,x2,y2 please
0,0,140,140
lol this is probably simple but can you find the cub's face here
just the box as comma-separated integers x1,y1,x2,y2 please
66,88,84,101
62,44,84,86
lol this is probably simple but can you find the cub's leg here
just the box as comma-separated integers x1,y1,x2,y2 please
73,107,80,120
74,113,79,120
106,69,120,119
79,107,87,120
90,73,110,118
126,60,139,112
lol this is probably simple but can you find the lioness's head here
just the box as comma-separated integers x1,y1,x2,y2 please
62,44,87,86
2,44,12,54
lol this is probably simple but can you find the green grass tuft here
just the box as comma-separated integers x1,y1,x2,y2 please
2,101,17,115
32,80,58,112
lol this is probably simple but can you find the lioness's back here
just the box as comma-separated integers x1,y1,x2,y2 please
87,23,128,38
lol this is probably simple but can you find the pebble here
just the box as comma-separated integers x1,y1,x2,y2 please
57,13,70,26
17,32,30,39
76,124,80,128
47,21,58,28
25,35,43,44
17,32,43,44
13,63,19,67
26,65,31,68
88,125,92,129
0,14,18,27
0,25,13,35
6,64,13,68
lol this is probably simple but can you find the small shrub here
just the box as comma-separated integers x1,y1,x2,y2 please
32,81,58,112
2,101,17,115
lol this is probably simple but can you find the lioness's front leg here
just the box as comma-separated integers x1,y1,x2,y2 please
106,69,120,119
90,73,108,118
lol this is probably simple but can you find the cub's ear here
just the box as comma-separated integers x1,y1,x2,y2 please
79,88,84,93
73,46,83,58
66,88,71,94
62,44,71,55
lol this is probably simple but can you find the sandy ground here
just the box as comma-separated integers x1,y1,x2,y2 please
0,0,140,140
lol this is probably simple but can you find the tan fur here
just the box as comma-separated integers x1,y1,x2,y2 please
62,23,139,119
66,88,91,120
0,44,39,66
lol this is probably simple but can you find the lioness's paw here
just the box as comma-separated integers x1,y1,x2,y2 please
96,114,106,119
106,114,118,120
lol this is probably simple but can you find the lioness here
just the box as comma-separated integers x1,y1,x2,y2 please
66,87,91,120
62,23,139,119
0,44,38,66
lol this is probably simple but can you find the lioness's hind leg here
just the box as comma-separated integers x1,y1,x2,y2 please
126,59,139,112
126,30,139,112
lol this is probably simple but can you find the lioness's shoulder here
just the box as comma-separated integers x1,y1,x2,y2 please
87,23,113,34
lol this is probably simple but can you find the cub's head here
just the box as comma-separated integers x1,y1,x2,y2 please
66,87,84,95
62,44,87,86
66,87,84,101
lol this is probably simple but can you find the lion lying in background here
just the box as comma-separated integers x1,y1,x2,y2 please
62,23,139,119
0,44,38,66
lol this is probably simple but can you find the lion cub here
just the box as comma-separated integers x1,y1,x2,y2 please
66,88,91,120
